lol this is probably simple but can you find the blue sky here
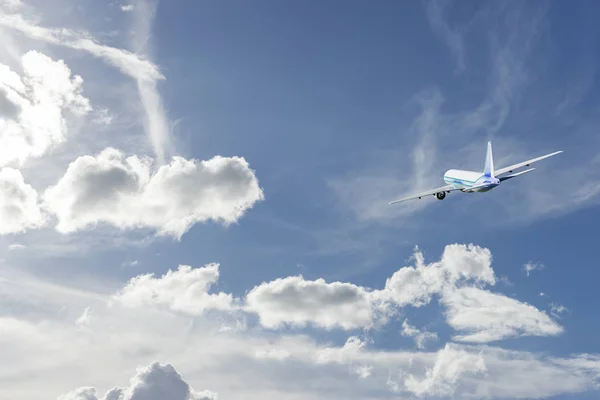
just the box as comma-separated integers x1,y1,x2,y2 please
0,1,600,399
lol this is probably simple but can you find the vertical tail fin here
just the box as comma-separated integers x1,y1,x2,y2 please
484,141,495,177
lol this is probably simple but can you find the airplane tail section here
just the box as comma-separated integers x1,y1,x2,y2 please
484,141,495,178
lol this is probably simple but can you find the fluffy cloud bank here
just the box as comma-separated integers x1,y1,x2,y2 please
58,361,217,400
0,243,595,400
42,148,264,238
111,244,562,344
0,50,91,167
0,148,264,238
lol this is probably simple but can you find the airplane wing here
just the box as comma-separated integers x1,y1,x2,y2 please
494,150,562,177
389,184,456,205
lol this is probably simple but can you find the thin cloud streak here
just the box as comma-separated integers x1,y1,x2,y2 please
131,0,172,165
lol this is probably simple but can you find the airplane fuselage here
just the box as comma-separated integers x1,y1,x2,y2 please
443,169,500,193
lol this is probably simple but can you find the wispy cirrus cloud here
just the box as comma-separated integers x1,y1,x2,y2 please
424,0,467,73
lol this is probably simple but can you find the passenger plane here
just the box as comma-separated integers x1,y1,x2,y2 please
389,142,562,204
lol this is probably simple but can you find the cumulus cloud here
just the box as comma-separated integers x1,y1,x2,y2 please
112,264,236,315
0,50,91,167
442,287,563,343
0,167,46,234
374,244,495,309
42,148,264,238
121,4,134,12
245,275,376,330
58,361,217,400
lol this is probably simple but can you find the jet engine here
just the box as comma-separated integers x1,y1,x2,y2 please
436,191,446,200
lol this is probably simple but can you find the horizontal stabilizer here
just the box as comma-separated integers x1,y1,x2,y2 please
499,168,535,182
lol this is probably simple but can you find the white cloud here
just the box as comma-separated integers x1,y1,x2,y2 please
255,348,291,361
0,167,46,234
112,264,236,315
442,287,563,343
121,260,139,267
58,361,217,400
75,306,92,327
404,343,487,397
57,387,98,400
550,303,569,319
401,319,438,349
8,243,25,250
92,109,114,125
524,261,544,276
374,244,495,309
0,50,91,167
121,4,134,12
42,148,264,238
245,275,376,330
315,336,370,365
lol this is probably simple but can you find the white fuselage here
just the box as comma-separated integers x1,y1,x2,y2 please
443,169,499,192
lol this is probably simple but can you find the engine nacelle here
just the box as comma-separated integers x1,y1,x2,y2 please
436,191,446,200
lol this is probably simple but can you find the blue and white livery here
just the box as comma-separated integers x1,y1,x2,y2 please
389,141,562,204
